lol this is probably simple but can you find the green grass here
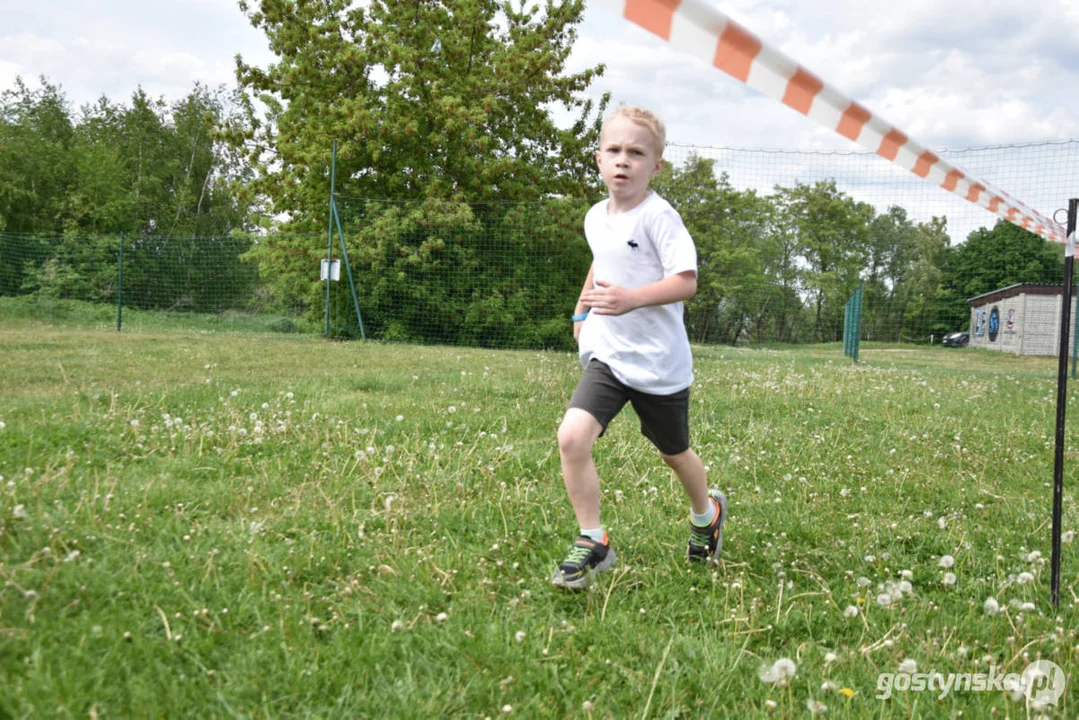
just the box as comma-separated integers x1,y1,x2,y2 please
1,320,1078,718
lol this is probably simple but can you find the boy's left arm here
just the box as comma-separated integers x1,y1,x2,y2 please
582,271,697,316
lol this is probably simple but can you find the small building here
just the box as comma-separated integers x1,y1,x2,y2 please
968,283,1079,356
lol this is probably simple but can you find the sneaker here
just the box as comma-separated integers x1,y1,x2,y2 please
550,534,617,590
688,490,728,563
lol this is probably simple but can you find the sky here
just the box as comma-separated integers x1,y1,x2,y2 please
2,0,1078,238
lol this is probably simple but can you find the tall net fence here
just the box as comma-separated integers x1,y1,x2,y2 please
0,139,1075,350
0,232,300,333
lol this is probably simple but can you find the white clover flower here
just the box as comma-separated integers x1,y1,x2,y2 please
938,555,955,569
391,619,404,632
844,606,859,618
502,705,513,714
984,597,1000,615
898,659,917,674
435,612,448,623
942,572,957,586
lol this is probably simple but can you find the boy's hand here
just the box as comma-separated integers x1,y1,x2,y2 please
582,280,639,316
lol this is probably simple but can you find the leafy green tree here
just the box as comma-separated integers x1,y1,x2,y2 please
939,219,1064,331
863,206,918,341
773,180,873,342
230,0,606,217
0,77,76,234
230,0,607,325
651,156,775,344
902,216,951,339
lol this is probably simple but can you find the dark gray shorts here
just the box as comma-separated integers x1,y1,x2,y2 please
568,359,691,455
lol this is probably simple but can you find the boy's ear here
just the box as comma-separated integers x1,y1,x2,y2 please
595,150,603,169
651,157,665,177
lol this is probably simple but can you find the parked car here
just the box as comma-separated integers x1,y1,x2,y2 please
942,331,970,348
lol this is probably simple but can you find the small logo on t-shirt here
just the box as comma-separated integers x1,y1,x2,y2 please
627,239,640,251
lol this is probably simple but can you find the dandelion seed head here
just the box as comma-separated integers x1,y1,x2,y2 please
939,555,955,568
899,659,917,674
984,597,1000,615
942,572,957,586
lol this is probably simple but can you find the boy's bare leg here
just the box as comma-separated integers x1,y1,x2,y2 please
662,448,709,514
557,409,605,529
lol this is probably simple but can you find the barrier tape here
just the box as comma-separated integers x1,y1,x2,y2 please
596,0,1067,243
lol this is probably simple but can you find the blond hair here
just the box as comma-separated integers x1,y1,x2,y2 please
601,106,666,157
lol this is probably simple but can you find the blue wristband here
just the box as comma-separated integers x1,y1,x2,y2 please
571,311,589,322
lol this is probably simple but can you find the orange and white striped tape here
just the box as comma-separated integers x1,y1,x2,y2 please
596,0,1066,243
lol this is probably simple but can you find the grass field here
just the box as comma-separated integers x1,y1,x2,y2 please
1,317,1077,718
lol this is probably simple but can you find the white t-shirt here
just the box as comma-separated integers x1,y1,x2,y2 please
577,192,697,395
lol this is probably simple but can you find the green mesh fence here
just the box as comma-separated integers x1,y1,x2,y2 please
1,139,1075,351
0,232,300,333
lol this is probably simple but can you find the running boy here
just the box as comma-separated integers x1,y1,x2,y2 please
551,106,727,590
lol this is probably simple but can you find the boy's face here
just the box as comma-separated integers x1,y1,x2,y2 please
595,116,664,207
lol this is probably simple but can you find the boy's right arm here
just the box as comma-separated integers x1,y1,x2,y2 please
573,263,594,341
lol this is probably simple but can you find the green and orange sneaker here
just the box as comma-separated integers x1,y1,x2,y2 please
688,490,728,563
550,534,616,590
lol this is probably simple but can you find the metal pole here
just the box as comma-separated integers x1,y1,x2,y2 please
853,282,863,363
332,197,366,340
1072,294,1078,379
1051,198,1078,608
117,232,124,332
325,141,338,337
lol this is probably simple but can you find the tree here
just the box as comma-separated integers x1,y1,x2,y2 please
229,0,608,226
0,77,76,234
863,206,918,341
939,219,1064,331
773,181,873,342
651,157,775,344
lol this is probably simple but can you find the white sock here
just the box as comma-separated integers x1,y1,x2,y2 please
691,500,716,527
580,527,606,543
